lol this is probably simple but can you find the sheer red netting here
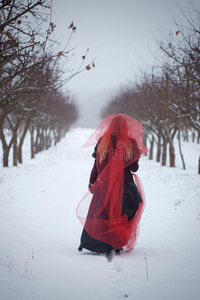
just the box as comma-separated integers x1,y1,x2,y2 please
76,114,148,252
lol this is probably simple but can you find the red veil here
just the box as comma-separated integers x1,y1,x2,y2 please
76,114,148,251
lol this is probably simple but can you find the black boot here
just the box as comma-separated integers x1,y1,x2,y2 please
115,249,123,255
78,245,83,252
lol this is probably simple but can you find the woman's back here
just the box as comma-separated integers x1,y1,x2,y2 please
77,114,148,253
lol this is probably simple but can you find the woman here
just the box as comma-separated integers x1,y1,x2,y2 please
76,114,148,254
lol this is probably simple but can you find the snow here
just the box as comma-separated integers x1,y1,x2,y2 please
0,127,200,300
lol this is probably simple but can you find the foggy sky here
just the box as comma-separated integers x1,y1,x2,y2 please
52,0,200,127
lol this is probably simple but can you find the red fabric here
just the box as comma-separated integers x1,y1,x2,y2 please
76,114,148,251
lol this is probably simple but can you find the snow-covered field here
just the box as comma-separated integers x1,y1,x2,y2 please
0,127,200,300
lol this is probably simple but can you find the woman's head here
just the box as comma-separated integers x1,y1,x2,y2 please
110,115,128,136
97,116,133,164
82,113,148,162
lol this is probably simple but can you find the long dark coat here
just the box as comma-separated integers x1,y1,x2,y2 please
78,142,142,254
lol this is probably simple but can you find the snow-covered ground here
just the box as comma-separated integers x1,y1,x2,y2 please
0,127,200,300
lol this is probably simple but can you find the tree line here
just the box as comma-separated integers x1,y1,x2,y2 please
0,0,94,167
102,5,200,173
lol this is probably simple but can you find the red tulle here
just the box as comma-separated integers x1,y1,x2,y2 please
76,114,148,251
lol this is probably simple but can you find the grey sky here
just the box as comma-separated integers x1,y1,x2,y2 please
52,0,200,127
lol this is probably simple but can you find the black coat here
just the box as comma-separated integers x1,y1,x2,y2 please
79,140,142,253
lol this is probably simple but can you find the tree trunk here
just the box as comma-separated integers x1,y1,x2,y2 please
161,138,167,166
44,129,47,149
192,130,195,142
0,126,13,167
3,148,9,167
143,134,147,147
17,116,33,163
13,130,18,166
47,129,52,149
156,135,161,162
53,130,58,146
35,128,38,153
184,130,189,142
168,127,177,168
40,129,44,152
149,135,154,160
45,129,52,150
18,147,22,163
178,130,186,170
169,142,175,167
30,127,35,159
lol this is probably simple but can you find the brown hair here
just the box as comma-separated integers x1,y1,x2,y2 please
97,135,133,164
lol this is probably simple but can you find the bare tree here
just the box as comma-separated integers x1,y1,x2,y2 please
158,5,200,136
0,1,94,167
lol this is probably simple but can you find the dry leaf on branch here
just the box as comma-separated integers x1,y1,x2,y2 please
68,22,74,29
58,51,63,58
86,65,91,71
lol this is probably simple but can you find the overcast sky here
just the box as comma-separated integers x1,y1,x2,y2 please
52,0,199,127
